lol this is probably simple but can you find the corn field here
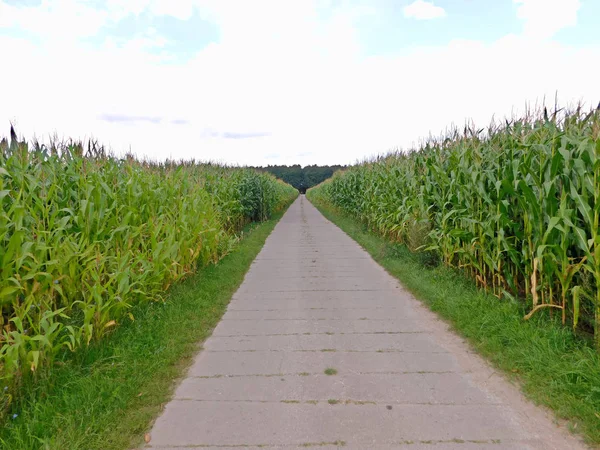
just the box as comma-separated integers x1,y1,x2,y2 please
0,132,296,412
308,106,600,345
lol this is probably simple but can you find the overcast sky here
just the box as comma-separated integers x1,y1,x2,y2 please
1,0,598,166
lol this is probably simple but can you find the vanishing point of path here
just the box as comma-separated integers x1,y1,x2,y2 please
146,196,586,450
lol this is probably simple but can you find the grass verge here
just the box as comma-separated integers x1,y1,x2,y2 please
0,206,289,450
310,198,600,447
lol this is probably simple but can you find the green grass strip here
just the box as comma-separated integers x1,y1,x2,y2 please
0,208,288,450
311,199,600,447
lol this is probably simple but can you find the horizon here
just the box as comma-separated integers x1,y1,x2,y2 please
1,0,599,166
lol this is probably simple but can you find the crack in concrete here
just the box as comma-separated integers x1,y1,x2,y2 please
188,371,459,379
172,399,505,407
202,350,451,354
148,441,347,448
224,307,404,311
213,332,429,337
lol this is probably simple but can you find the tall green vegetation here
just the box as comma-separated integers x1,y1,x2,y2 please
0,132,296,416
309,106,600,343
254,164,345,192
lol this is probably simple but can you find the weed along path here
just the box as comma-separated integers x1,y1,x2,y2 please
145,196,585,450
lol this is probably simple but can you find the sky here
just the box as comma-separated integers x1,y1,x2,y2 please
0,0,598,166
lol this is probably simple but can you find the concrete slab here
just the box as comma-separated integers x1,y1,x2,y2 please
188,350,461,376
227,297,414,311
145,196,587,450
236,277,396,292
212,319,426,335
203,333,444,353
230,288,405,301
222,307,410,320
147,402,524,447
175,372,495,404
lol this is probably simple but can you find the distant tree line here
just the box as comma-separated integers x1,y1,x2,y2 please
252,164,346,193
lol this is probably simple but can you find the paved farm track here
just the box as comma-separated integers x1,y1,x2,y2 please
146,196,586,450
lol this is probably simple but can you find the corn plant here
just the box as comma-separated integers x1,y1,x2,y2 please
0,132,296,417
308,105,600,345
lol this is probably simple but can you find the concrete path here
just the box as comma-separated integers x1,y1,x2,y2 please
146,196,586,450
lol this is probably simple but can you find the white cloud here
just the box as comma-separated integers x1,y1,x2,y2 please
150,0,196,21
0,0,108,41
514,0,581,40
0,0,598,167
403,0,446,20
104,0,196,21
